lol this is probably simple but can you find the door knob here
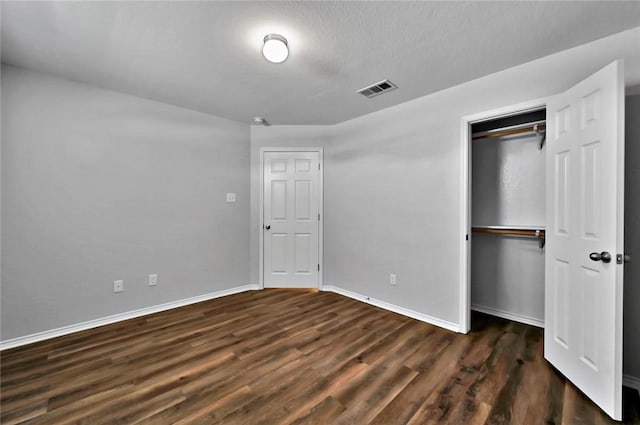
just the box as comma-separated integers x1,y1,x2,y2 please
589,251,612,263
265,225,271,230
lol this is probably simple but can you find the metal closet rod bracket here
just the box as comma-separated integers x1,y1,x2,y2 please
535,229,545,249
534,124,546,150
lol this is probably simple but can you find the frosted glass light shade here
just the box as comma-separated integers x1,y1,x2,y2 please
262,34,288,63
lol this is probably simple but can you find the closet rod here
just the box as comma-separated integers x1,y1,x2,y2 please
472,227,545,238
472,226,546,248
472,120,546,141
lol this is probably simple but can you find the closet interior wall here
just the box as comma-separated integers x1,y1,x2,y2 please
470,112,546,326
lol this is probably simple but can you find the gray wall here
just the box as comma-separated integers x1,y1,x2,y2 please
471,133,545,227
624,95,640,379
251,28,640,375
1,65,250,340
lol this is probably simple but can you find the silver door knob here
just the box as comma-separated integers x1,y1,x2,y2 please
589,251,612,263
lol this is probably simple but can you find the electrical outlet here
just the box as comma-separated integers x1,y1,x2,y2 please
226,192,236,203
149,273,157,286
390,274,397,286
114,280,124,293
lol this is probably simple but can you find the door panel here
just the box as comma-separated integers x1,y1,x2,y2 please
295,180,312,219
545,60,624,420
554,151,570,234
271,180,287,219
581,141,600,238
270,233,288,273
580,267,599,370
294,233,311,273
264,151,320,288
552,259,569,349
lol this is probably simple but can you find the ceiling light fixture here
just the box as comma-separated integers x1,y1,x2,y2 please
262,34,288,63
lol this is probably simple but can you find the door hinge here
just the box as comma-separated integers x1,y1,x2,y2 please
466,234,469,241
318,213,320,221
318,163,320,170
318,264,320,271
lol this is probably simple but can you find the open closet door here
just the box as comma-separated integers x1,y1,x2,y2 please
545,60,624,421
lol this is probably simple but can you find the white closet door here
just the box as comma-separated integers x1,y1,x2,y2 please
545,60,624,420
263,151,320,288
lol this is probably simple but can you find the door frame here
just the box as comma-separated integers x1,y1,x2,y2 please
458,98,548,334
259,147,324,290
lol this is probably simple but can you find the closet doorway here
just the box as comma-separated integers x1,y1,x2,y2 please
458,60,626,420
459,98,548,335
469,107,547,328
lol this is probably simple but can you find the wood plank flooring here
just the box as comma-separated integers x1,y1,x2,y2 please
1,289,639,424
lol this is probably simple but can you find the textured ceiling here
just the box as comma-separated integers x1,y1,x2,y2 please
2,1,640,125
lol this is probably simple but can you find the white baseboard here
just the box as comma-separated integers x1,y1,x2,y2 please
623,374,640,394
0,284,260,351
471,304,544,328
322,285,460,333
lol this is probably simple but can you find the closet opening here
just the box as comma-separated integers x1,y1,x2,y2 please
461,103,548,332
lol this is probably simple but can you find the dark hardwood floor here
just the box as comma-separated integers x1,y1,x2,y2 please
1,289,639,424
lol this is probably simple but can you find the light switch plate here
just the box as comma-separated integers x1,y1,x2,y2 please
226,193,236,203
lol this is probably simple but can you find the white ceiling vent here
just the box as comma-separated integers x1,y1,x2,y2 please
356,79,397,98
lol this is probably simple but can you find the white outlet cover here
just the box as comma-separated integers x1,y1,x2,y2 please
390,274,397,285
226,193,236,203
114,280,124,293
149,274,157,286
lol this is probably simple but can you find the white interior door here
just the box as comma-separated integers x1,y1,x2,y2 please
263,151,320,288
545,60,624,420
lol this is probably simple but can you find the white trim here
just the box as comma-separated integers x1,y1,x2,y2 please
318,150,324,290
623,374,640,393
323,285,460,333
259,149,265,288
471,304,544,328
459,97,548,334
259,147,324,290
459,116,471,333
0,284,260,351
